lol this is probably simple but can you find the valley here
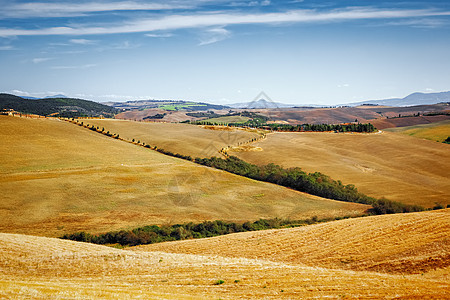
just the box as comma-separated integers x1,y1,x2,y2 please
0,115,368,237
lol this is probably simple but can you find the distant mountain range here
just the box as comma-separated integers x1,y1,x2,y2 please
346,91,450,107
231,91,450,108
228,99,318,109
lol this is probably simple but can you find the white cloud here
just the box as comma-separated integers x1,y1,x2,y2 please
96,94,155,101
0,45,14,50
382,18,447,28
337,83,350,88
70,38,97,45
113,40,140,49
261,0,271,6
145,33,174,38
198,27,231,45
8,89,66,98
9,89,32,97
32,57,53,63
0,1,192,19
51,64,97,70
0,8,449,37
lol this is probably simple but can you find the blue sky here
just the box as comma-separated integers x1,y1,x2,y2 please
1,0,450,105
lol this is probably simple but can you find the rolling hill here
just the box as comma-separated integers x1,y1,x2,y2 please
78,118,262,158
0,115,368,237
232,131,450,208
247,102,449,125
1,209,448,299
135,209,450,274
0,93,117,117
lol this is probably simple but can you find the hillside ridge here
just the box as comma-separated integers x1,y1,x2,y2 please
134,209,450,274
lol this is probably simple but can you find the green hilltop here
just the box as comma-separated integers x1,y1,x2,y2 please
0,93,118,118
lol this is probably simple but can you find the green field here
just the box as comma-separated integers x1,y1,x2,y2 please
385,119,450,142
159,103,206,111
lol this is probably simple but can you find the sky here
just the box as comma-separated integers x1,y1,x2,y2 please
1,0,450,105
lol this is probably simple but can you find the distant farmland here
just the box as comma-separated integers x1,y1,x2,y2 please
385,119,450,142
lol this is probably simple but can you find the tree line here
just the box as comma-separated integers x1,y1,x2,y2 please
262,123,376,132
61,217,353,247
188,120,376,133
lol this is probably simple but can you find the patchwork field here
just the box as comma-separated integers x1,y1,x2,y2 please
79,118,260,158
248,102,450,125
371,114,450,130
1,209,448,299
233,131,450,208
385,119,450,142
0,115,368,237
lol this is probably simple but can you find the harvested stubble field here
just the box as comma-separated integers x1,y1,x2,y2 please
137,209,450,275
385,119,450,142
79,118,260,158
233,131,450,208
0,210,449,299
0,115,368,237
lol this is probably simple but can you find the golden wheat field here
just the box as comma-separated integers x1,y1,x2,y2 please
0,115,368,237
385,119,450,142
233,131,450,208
1,210,449,299
137,209,450,274
78,118,261,158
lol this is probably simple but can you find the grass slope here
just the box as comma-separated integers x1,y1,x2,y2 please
385,119,450,142
135,209,450,274
0,115,368,237
233,131,450,208
1,211,449,299
79,118,261,158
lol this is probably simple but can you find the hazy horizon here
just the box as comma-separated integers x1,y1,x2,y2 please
1,0,450,105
